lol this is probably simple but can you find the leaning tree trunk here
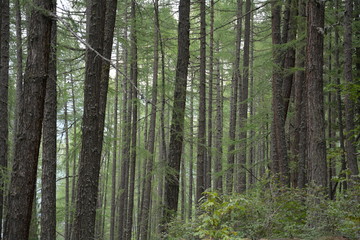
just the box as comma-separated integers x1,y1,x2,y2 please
4,0,54,238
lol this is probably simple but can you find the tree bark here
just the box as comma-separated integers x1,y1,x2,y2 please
0,0,10,236
139,0,160,238
124,2,138,239
227,0,242,194
343,0,359,181
306,0,327,188
163,0,191,224
40,2,57,238
196,0,207,202
72,0,106,239
271,0,290,186
4,0,54,238
236,0,251,193
214,46,223,192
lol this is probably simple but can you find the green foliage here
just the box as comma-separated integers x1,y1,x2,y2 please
168,182,360,240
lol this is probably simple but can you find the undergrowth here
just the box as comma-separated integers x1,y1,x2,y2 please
167,181,360,240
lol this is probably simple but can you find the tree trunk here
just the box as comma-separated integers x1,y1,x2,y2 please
196,0,207,202
40,2,57,238
163,0,190,224
0,0,10,236
64,103,71,240
139,0,160,238
227,0,242,194
343,0,359,181
125,2,138,239
306,0,327,188
236,0,251,193
207,0,215,192
72,0,106,239
214,46,223,192
270,0,290,186
118,2,131,237
4,0,54,238
110,37,120,240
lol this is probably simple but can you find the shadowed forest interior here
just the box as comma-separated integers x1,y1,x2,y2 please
0,0,359,239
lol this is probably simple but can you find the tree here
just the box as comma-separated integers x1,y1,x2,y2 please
343,0,359,181
0,0,10,236
164,0,191,224
227,0,242,194
196,0,207,202
40,0,57,238
72,0,106,239
4,0,54,238
139,0,160,238
236,0,251,193
270,0,290,186
306,0,327,188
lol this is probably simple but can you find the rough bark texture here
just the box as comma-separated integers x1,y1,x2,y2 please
4,0,54,238
164,0,190,223
293,0,307,188
0,0,10,236
343,0,359,180
40,2,57,238
306,0,327,188
72,0,106,239
196,0,207,202
271,0,290,186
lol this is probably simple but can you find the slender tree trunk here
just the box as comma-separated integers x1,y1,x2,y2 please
41,2,57,238
188,75,195,219
125,2,138,239
70,73,78,236
207,0,215,192
72,0,106,238
110,38,120,240
196,0,207,202
0,0,10,236
163,0,191,225
139,1,160,238
343,0,359,181
227,0,242,194
333,0,347,192
4,0,54,238
118,2,131,236
64,103,71,240
214,47,223,192
270,0,290,186
236,0,251,193
306,0,327,188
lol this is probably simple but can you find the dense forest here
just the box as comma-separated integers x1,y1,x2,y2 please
0,0,359,239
